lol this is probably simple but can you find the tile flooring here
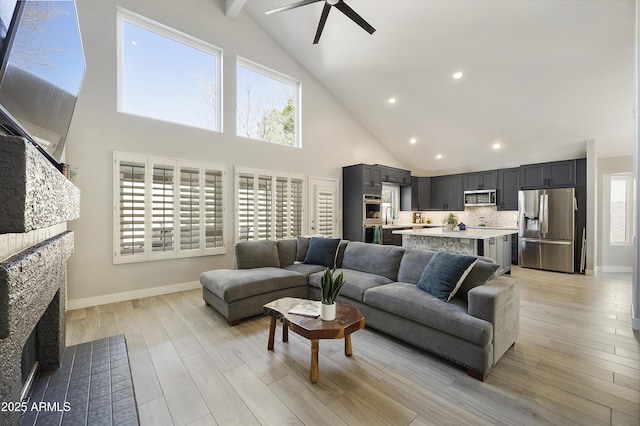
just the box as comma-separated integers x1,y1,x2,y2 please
22,335,138,426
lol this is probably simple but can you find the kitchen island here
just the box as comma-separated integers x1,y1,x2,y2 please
393,227,517,275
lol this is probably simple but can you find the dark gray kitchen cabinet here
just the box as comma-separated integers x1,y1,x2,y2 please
463,170,497,191
497,167,519,211
520,160,576,189
377,165,412,185
411,176,431,210
362,165,382,194
430,174,463,211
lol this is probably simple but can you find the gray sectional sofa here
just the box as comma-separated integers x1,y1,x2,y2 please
200,238,519,380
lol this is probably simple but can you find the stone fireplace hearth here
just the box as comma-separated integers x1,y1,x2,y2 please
0,135,80,425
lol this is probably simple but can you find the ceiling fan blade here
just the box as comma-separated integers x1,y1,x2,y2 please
334,1,376,35
313,3,331,44
265,0,323,15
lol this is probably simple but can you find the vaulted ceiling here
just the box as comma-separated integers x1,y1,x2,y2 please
233,0,635,175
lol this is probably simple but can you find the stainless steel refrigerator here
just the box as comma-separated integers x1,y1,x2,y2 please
518,188,576,273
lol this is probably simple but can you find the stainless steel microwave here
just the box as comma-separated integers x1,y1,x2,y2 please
464,189,496,207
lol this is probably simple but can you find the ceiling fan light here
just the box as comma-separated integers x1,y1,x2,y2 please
327,0,340,5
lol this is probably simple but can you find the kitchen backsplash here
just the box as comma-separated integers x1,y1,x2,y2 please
397,207,519,228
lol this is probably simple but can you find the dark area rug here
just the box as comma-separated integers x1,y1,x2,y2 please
22,335,139,426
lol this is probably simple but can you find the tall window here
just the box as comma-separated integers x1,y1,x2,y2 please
609,173,633,245
382,183,399,223
114,152,226,264
236,57,301,147
235,167,304,242
117,9,222,131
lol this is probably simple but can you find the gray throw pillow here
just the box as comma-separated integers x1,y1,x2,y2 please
457,261,499,302
417,252,478,302
303,237,341,267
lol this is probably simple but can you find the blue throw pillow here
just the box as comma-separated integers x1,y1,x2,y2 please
303,237,341,267
417,252,478,302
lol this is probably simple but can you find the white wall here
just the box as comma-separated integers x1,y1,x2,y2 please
65,0,403,306
597,155,635,272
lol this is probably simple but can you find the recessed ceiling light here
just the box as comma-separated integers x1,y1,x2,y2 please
387,97,397,104
452,71,463,80
409,138,417,144
435,154,443,159
493,142,502,149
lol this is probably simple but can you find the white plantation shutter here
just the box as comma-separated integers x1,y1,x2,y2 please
316,190,335,236
257,175,272,240
204,168,224,250
151,163,175,255
237,173,255,241
290,178,303,237
118,160,146,257
235,168,305,242
114,152,226,263
180,166,201,251
274,177,288,239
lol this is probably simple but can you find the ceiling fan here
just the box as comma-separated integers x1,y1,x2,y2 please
265,0,376,44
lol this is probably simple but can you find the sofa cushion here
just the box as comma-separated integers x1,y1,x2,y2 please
308,268,392,302
200,268,306,303
457,261,499,302
363,282,493,346
276,239,298,267
417,252,477,302
235,240,280,269
397,249,437,284
303,237,341,267
283,263,326,278
341,242,405,281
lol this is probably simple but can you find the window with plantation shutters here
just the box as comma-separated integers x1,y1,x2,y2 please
235,167,305,242
151,163,175,255
118,159,146,257
290,178,303,237
237,173,255,241
180,166,201,252
204,169,224,249
114,152,226,264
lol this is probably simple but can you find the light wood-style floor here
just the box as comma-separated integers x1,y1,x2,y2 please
66,266,640,426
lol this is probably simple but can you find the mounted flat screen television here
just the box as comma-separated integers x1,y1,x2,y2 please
0,0,85,165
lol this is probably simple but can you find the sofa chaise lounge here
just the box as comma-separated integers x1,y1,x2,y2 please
200,238,520,380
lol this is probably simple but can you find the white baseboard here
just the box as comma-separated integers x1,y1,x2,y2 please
600,266,634,273
66,281,201,310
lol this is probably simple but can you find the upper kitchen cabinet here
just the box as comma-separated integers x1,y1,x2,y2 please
430,174,463,211
463,170,497,191
519,160,577,189
343,164,382,201
411,176,431,210
376,165,412,185
497,167,519,211
362,164,383,194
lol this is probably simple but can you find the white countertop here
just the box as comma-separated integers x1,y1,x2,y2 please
392,227,517,240
381,223,442,229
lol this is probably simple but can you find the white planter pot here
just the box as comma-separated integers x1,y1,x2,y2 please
320,303,336,321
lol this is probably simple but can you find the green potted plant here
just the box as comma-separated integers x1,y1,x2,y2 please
319,267,346,321
443,212,458,231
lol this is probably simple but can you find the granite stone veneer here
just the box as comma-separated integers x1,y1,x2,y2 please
0,136,80,234
0,231,73,426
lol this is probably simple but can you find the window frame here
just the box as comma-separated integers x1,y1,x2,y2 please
113,152,227,264
236,56,302,148
608,173,634,246
116,8,223,132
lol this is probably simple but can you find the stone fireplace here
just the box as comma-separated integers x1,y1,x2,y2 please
0,135,79,425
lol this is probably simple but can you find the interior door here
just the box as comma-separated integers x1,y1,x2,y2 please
309,177,338,237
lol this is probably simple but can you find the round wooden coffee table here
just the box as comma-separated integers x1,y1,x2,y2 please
263,297,365,383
